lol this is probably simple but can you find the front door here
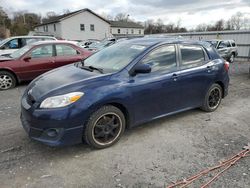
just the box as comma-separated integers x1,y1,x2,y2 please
127,44,182,124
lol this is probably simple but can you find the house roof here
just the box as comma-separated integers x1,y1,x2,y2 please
109,21,144,29
36,8,110,27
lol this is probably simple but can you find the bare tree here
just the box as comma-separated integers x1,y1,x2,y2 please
229,12,244,30
114,13,129,22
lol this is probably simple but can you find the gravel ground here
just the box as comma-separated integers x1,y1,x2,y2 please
0,61,249,188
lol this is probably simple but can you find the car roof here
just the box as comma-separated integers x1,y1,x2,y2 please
28,40,79,46
125,37,211,48
7,36,56,39
207,39,235,42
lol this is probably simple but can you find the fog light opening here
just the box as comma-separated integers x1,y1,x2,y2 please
46,129,59,138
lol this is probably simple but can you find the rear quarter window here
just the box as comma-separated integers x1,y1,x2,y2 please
180,45,205,69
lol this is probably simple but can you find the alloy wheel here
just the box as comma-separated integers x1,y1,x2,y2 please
0,75,13,90
208,87,221,109
92,113,122,146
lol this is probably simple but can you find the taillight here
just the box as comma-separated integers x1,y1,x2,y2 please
224,61,230,71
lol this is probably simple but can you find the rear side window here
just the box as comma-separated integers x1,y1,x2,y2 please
180,45,205,69
56,45,79,56
142,45,177,73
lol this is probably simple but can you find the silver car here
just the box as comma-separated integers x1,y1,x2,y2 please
207,39,238,63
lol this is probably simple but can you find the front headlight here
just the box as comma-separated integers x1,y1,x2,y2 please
40,92,84,109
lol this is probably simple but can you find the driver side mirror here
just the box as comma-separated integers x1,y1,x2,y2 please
23,56,31,61
129,63,151,76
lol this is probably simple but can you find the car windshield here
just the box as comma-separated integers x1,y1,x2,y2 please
10,45,32,59
207,41,218,48
0,38,9,47
82,42,148,73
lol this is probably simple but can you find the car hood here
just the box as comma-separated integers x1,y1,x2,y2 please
26,64,111,101
0,55,14,62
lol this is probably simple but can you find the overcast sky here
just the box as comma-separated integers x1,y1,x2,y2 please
1,0,250,29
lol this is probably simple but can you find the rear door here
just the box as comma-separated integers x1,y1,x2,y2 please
54,44,83,67
176,44,215,108
19,44,56,80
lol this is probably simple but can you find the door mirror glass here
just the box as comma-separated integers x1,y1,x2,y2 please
130,63,151,76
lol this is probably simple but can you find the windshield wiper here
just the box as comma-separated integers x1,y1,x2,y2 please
76,61,103,74
88,66,103,74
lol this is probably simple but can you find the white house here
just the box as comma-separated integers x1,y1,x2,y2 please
34,9,144,41
35,9,111,41
109,21,144,37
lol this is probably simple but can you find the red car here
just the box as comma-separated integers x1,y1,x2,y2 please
0,41,92,90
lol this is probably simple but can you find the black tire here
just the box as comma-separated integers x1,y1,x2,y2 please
83,105,126,149
229,53,235,63
201,83,222,112
0,71,16,90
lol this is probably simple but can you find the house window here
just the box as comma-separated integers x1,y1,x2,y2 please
80,24,85,31
139,30,141,34
43,26,45,32
54,24,56,31
45,25,48,32
126,29,128,34
131,29,134,34
90,24,95,31
118,29,120,34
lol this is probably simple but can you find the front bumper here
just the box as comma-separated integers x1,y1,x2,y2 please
20,97,87,146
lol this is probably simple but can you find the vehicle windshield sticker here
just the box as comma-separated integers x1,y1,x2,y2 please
130,45,146,50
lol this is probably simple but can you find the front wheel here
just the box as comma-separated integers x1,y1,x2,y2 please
0,71,16,90
201,84,222,112
83,105,126,149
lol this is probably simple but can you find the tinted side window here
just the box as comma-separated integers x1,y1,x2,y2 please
142,45,177,72
180,45,205,69
56,45,78,56
31,45,53,58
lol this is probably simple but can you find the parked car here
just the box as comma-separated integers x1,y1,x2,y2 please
87,39,116,52
20,38,229,148
0,36,57,56
0,41,92,90
78,39,100,48
206,39,238,63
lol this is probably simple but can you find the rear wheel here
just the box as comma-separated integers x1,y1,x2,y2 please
0,71,16,90
83,105,126,149
201,83,222,112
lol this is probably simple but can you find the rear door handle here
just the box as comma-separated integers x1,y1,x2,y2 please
207,65,213,72
172,73,178,81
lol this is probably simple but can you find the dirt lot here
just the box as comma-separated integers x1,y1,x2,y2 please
0,62,249,188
